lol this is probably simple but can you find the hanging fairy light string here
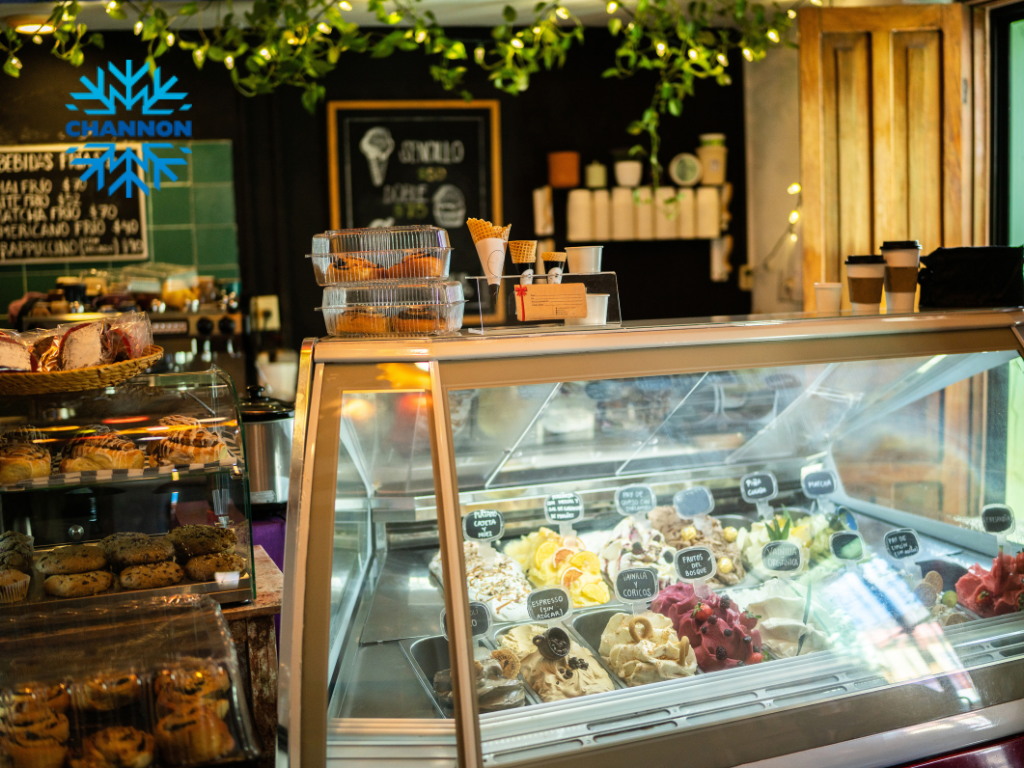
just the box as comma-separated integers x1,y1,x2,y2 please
760,182,802,272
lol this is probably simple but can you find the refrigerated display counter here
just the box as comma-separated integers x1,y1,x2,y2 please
279,309,1024,768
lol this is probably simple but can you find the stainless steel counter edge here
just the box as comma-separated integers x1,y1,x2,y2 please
311,309,1024,363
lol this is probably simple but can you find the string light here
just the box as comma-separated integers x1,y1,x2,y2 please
555,6,569,18
787,9,796,18
717,53,728,66
134,21,143,34
687,48,698,60
789,231,799,243
165,32,175,46
415,29,427,42
317,22,331,33
742,47,753,61
224,55,235,69
259,46,272,58
511,38,524,49
606,1,618,12
193,48,205,64
474,45,485,62
788,210,800,224
32,34,43,44
787,182,801,194
767,28,779,43
656,42,666,56
10,56,22,69
532,26,541,34
105,1,118,11
338,0,352,8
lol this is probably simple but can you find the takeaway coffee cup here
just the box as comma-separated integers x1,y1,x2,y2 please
565,245,603,274
880,240,921,314
814,282,842,315
845,255,886,314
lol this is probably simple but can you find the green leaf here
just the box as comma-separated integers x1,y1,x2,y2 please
207,45,226,61
3,59,20,77
69,46,84,65
601,66,619,78
179,1,199,14
88,32,104,48
503,4,517,21
107,6,127,19
608,17,622,35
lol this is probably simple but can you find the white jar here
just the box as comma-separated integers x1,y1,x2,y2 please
696,133,727,185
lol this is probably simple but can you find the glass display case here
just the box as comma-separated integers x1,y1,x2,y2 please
280,309,1024,768
0,369,255,611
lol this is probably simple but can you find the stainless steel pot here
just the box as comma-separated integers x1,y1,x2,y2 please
240,385,295,510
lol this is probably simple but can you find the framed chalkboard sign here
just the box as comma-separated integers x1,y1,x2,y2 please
0,143,148,265
327,100,504,321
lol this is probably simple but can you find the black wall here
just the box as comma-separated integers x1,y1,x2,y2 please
1,29,750,348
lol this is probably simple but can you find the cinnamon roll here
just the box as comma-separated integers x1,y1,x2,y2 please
0,444,51,485
59,430,144,473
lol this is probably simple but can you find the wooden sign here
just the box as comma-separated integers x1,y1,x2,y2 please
327,100,504,321
0,143,148,264
513,283,587,321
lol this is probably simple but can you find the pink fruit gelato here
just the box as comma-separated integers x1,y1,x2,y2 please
955,553,1024,618
651,582,764,672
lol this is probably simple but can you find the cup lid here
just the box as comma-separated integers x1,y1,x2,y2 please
845,255,885,264
881,240,921,250
699,133,726,142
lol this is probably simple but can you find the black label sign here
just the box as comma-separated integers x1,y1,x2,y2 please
830,531,864,562
982,505,1015,535
673,487,715,518
615,485,656,516
440,601,491,639
614,567,659,603
462,510,504,542
545,493,584,524
761,541,802,572
741,472,778,504
526,587,572,622
802,470,837,498
884,529,920,559
675,547,717,582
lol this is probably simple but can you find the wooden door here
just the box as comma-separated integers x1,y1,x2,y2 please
800,5,973,310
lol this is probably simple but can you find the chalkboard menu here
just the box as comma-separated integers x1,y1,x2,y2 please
527,587,572,622
884,529,920,559
674,547,717,582
462,510,504,542
741,471,778,504
0,143,148,265
761,541,802,573
801,470,837,498
614,568,659,604
615,485,656,516
982,504,1015,534
544,493,584,524
440,602,491,639
327,101,503,320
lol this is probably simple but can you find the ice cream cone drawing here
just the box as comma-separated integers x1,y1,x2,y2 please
359,127,395,187
468,218,510,305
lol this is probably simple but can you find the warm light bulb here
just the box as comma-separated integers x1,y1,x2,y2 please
688,48,698,60
789,232,799,242
193,48,205,63
259,46,271,58
606,1,618,12
656,42,666,56
742,47,753,61
474,45,485,62
810,0,821,6
556,6,569,18
32,34,42,43
415,29,427,42
532,25,541,34
165,32,175,46
787,9,796,18
10,56,22,69
767,28,779,42
105,1,118,10
338,0,352,8
788,210,800,224
511,38,524,49
717,52,728,65
224,55,235,69
787,182,801,194
134,21,143,34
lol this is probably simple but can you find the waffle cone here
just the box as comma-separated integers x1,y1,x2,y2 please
508,240,537,264
541,251,567,263
467,218,495,244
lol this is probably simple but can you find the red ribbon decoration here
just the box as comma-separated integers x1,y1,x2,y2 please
514,284,529,322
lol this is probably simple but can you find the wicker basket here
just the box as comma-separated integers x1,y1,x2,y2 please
0,346,164,396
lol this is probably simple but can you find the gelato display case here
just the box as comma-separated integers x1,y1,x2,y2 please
280,309,1024,768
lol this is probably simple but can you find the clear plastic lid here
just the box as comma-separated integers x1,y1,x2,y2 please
312,226,451,255
319,279,464,308
307,248,452,284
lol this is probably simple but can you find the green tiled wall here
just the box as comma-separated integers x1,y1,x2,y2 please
0,140,240,320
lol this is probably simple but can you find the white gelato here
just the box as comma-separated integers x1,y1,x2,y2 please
429,541,531,622
598,517,677,590
736,578,831,658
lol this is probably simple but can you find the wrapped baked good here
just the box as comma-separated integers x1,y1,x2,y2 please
107,312,154,362
59,427,145,472
0,332,37,373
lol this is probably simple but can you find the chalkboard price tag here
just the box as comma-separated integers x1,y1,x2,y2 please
883,529,920,560
526,587,573,622
673,487,715,518
741,471,778,504
614,568,660,604
544,493,584,525
830,531,865,562
761,541,803,574
674,547,717,583
615,485,656,516
982,505,1015,535
440,601,491,639
801,470,837,499
462,510,504,542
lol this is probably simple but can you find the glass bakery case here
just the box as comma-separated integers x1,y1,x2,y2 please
281,309,1024,768
0,368,255,611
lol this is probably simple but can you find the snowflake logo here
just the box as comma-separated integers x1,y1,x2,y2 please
65,60,193,198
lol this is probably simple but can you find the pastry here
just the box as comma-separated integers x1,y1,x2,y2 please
183,553,246,582
0,428,46,447
392,307,443,334
0,731,67,768
119,562,184,590
35,545,106,575
59,430,144,473
57,322,108,370
70,673,141,712
0,568,31,603
104,536,175,570
326,254,381,282
0,444,51,485
154,704,235,765
151,430,228,466
43,571,114,598
0,336,36,372
335,307,390,335
166,525,236,559
0,706,69,743
0,533,32,573
154,659,229,718
83,727,155,768
384,253,444,279
0,685,69,717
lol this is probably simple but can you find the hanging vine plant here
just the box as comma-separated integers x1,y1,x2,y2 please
0,0,792,180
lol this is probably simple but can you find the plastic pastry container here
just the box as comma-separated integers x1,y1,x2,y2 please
317,280,465,338
308,226,453,285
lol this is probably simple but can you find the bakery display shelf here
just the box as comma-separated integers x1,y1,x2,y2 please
0,458,244,495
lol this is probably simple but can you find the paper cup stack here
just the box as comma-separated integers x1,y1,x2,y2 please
468,218,510,304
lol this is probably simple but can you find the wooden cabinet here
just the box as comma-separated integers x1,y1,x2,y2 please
800,5,973,310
